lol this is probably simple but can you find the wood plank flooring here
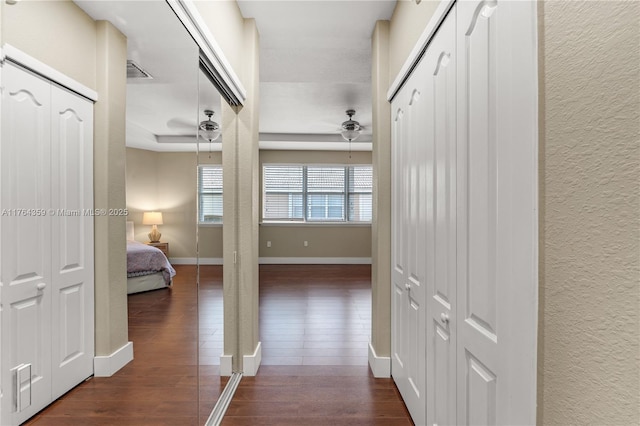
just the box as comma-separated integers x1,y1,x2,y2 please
221,265,412,425
24,264,412,425
25,265,226,426
221,365,412,425
260,264,371,366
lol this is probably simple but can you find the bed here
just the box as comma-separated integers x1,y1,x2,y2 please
126,221,175,294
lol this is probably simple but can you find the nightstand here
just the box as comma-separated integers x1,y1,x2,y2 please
146,241,169,258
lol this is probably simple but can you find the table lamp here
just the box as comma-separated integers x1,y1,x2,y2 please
142,211,163,243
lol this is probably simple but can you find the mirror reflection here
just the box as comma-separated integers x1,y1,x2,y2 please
57,1,223,424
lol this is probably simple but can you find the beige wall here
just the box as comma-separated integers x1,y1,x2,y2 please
3,1,129,358
389,0,441,86
370,20,392,360
537,1,640,424
259,150,373,259
2,0,97,90
93,21,129,357
125,148,223,259
125,147,373,262
193,0,245,85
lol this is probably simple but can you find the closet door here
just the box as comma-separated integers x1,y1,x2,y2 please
391,57,428,425
391,86,409,401
50,86,94,399
456,0,538,424
424,7,457,426
0,63,53,425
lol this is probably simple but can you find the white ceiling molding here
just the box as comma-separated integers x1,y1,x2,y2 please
260,133,372,144
166,0,247,106
260,141,372,152
387,0,456,102
259,132,372,151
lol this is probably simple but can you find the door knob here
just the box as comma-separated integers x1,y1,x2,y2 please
440,312,449,323
36,282,46,291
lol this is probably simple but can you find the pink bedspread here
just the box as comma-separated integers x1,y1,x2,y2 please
126,240,176,284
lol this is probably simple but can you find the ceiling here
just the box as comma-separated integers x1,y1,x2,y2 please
75,0,397,152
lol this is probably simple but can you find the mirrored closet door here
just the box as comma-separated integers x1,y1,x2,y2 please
196,66,226,424
76,1,225,423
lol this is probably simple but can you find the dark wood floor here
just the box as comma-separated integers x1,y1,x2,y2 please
25,264,411,425
260,264,371,366
221,365,412,425
26,265,226,425
221,265,412,425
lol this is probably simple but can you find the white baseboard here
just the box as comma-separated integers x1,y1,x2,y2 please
169,257,223,265
368,342,391,378
94,341,133,377
170,257,371,265
259,257,372,265
243,341,262,376
220,354,233,376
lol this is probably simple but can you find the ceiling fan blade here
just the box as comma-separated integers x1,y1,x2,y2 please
166,117,198,130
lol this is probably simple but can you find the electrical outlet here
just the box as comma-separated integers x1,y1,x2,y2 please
304,241,308,247
267,241,271,248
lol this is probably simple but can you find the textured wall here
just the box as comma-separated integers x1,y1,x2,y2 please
538,1,640,424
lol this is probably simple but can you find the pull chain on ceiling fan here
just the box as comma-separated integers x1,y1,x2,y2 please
341,109,362,159
199,109,221,158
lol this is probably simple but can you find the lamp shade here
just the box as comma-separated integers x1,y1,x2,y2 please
142,211,163,225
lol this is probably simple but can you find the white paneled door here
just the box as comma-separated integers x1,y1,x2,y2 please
456,1,538,424
1,62,95,425
391,34,430,424
424,8,457,426
50,81,94,401
391,0,538,425
1,63,54,426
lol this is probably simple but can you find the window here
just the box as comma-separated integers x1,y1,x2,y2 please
198,165,222,224
348,166,373,222
263,164,372,223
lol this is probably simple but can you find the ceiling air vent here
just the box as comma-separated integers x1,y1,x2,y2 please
127,60,153,80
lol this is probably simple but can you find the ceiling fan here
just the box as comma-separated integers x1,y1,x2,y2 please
340,109,363,142
162,109,221,143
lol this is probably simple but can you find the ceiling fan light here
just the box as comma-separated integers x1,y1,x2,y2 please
200,125,221,142
340,109,362,142
199,109,221,142
341,127,361,142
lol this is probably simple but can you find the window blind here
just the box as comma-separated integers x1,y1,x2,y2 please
263,165,304,220
348,166,373,222
198,165,223,223
307,167,345,221
262,164,372,223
